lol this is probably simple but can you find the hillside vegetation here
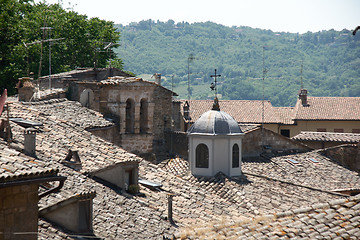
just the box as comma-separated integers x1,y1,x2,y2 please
115,20,360,106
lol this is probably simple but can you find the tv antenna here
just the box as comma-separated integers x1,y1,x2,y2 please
261,46,267,149
187,54,195,101
25,27,64,94
300,61,304,89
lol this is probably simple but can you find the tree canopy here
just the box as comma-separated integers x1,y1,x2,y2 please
0,0,121,94
116,20,360,106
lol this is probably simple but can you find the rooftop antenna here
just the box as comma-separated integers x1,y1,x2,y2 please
187,54,195,101
300,61,304,89
25,27,64,97
261,46,267,149
40,26,64,91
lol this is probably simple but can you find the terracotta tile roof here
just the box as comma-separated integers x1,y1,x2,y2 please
5,97,360,239
0,141,57,183
180,99,282,124
8,101,176,239
276,106,296,125
9,101,140,175
292,131,360,143
21,98,114,129
99,76,144,85
98,76,178,95
176,195,360,239
295,97,360,120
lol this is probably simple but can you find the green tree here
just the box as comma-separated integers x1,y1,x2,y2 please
0,0,120,94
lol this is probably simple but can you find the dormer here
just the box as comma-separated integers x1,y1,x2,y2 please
39,192,96,234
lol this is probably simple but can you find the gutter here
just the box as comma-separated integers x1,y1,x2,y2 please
0,175,67,199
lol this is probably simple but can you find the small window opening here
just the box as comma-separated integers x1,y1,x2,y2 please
232,144,240,168
140,99,148,133
280,129,290,138
196,144,209,168
126,99,135,133
317,128,326,132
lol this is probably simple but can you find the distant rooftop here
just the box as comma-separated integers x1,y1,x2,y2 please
292,131,360,143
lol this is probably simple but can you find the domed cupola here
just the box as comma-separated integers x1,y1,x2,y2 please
187,98,244,177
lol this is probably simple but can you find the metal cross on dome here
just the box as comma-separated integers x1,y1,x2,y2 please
210,69,221,98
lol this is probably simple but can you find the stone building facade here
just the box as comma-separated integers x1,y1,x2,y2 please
70,76,176,155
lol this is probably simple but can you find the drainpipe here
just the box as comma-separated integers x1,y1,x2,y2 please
0,175,66,199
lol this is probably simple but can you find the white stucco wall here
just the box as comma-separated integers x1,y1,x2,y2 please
189,134,243,177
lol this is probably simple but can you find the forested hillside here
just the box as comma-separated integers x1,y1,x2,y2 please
115,20,360,106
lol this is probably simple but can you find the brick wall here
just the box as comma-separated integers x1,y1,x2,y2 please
0,184,39,240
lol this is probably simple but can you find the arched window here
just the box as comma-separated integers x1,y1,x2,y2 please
125,98,135,133
140,99,148,133
232,144,240,168
196,144,209,168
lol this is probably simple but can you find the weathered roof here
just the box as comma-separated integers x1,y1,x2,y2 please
180,100,283,124
276,106,296,125
292,131,360,143
295,97,360,120
39,67,132,80
98,76,178,96
188,110,243,135
21,98,114,129
176,195,360,239
8,100,176,239
0,142,57,183
5,96,360,239
9,101,139,175
181,96,360,126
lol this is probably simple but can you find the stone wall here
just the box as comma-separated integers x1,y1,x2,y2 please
243,127,310,158
120,134,154,154
0,184,39,240
70,80,174,155
164,131,188,158
87,125,119,145
152,86,173,153
322,144,360,172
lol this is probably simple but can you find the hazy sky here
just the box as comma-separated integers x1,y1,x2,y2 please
39,0,359,33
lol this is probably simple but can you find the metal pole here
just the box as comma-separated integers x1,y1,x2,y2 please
167,193,175,223
262,46,265,149
49,27,52,91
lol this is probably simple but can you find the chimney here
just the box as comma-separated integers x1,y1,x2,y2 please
16,77,34,102
298,89,308,106
24,128,36,156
